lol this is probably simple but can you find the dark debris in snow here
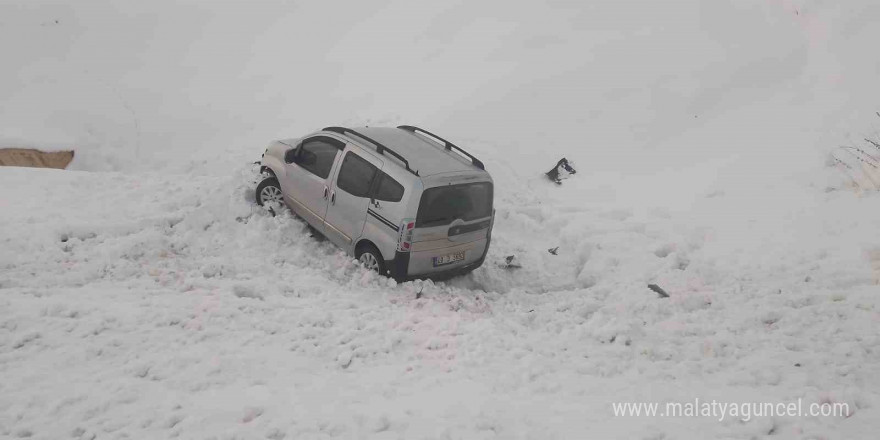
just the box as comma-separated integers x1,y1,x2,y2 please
647,283,670,298
546,158,577,185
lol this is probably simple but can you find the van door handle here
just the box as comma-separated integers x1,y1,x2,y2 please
372,199,380,208
323,186,329,199
330,190,336,205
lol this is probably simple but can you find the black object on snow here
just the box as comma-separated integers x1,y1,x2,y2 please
548,247,559,255
647,284,670,298
503,255,522,269
546,158,577,185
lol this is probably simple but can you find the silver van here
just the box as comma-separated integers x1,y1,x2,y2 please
256,125,494,281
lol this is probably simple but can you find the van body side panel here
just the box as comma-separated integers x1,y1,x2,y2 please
361,215,398,260
360,173,422,262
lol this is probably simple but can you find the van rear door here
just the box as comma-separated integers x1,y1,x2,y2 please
407,180,493,274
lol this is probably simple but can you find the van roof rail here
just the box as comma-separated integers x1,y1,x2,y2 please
323,126,419,176
397,125,485,170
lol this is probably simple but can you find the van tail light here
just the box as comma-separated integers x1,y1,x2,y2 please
397,218,415,252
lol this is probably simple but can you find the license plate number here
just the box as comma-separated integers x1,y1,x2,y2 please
433,250,465,267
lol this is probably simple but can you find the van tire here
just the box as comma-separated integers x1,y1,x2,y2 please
356,243,386,276
256,177,282,207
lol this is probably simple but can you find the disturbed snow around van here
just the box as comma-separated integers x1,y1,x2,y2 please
2,149,879,439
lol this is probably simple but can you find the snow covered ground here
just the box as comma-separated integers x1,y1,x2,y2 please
2,0,880,439
2,161,878,439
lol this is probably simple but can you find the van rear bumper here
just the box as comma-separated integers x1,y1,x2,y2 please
387,236,491,282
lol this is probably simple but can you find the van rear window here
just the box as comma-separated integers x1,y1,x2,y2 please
416,182,493,227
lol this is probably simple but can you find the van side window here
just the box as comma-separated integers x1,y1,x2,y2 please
373,172,404,202
298,138,343,179
337,152,378,198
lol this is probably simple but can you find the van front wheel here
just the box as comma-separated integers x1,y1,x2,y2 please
256,177,283,207
356,244,386,276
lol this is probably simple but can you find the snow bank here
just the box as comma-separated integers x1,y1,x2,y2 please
1,157,878,438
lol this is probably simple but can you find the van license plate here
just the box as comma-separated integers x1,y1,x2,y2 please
433,250,465,267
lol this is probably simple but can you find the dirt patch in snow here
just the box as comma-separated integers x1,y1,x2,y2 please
0,148,74,169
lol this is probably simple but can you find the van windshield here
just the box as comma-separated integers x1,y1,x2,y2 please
416,182,493,227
